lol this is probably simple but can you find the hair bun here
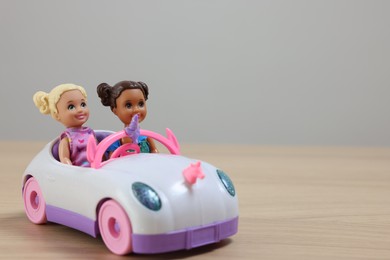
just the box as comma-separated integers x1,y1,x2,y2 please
33,91,50,115
137,81,149,100
96,83,112,107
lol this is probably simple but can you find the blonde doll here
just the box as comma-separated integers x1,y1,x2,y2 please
33,84,95,167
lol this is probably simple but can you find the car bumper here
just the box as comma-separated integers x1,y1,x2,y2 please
132,216,239,254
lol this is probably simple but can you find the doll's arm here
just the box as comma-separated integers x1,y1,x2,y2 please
147,137,159,153
59,137,72,165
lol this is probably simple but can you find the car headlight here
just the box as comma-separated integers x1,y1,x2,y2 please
216,169,236,197
132,182,162,211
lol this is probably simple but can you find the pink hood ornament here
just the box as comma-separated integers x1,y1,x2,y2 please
183,161,205,184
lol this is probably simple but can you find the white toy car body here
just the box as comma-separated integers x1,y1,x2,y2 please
22,129,239,255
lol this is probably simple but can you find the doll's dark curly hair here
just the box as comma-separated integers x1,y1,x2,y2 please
97,80,149,111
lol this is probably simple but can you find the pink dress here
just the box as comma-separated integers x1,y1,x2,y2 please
60,127,95,167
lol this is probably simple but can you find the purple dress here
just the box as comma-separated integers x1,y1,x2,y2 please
60,127,95,167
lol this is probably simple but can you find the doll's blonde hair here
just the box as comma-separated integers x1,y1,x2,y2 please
33,84,87,119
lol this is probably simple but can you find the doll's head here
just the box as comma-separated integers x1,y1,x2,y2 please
33,84,89,128
97,81,149,126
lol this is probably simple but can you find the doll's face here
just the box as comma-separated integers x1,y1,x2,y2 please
113,88,147,126
55,90,89,128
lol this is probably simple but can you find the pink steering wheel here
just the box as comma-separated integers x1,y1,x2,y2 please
110,143,141,158
88,128,180,169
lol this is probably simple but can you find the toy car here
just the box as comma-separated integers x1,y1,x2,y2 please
22,128,239,255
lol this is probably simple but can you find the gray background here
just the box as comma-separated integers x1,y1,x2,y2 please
1,0,389,146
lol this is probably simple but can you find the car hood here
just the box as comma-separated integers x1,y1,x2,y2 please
99,154,239,234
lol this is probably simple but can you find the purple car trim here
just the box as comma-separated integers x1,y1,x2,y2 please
46,205,99,237
132,217,239,254
46,204,238,254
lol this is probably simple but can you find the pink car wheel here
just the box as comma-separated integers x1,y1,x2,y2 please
98,200,132,255
23,177,47,224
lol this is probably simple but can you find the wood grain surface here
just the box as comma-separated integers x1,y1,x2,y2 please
1,141,390,259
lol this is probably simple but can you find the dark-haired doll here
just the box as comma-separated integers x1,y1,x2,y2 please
97,80,158,154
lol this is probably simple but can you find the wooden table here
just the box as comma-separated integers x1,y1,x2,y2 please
1,141,390,259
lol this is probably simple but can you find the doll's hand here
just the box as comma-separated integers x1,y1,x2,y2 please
64,158,73,165
125,114,140,144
